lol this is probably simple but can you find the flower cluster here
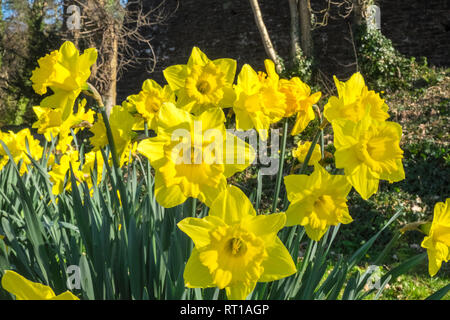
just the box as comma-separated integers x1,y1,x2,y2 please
1,41,446,301
283,72,405,241
324,72,404,200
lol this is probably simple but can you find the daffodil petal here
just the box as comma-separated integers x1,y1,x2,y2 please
163,64,188,91
50,291,80,300
154,174,187,208
225,281,256,300
259,237,297,282
245,213,286,239
1,270,55,300
348,164,379,200
209,185,256,224
178,216,225,249
184,248,215,288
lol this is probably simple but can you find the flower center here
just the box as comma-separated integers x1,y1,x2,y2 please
354,134,390,173
314,195,334,214
196,80,211,94
227,237,247,257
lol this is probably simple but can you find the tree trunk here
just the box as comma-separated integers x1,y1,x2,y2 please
298,0,312,58
105,24,119,116
248,0,283,73
288,0,302,65
352,0,365,28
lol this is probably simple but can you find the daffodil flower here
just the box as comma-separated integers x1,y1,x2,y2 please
292,141,322,166
137,102,255,208
33,99,95,152
279,77,321,135
0,129,43,175
333,118,405,200
233,60,286,140
1,270,79,300
177,185,296,300
90,105,137,160
323,72,389,124
48,149,83,195
163,47,236,115
31,41,97,120
421,198,450,277
80,150,105,190
284,164,353,241
122,79,175,131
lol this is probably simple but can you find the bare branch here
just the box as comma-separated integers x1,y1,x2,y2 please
248,0,283,73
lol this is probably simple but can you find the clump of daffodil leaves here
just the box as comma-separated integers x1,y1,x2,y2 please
0,42,448,300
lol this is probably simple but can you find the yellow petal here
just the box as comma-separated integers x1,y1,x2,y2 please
264,59,278,81
154,173,187,208
245,213,286,239
178,216,225,249
213,58,237,85
50,291,80,300
137,137,167,165
163,64,188,91
259,237,297,281
1,270,55,300
222,132,256,178
187,47,210,67
348,164,379,200
184,248,215,288
209,185,256,224
225,281,256,300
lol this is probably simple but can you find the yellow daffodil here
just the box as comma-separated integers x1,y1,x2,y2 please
233,60,286,140
163,47,236,114
80,150,105,188
421,198,450,277
0,129,43,175
137,102,255,208
31,41,97,120
177,185,296,300
90,105,136,159
1,270,79,300
120,141,138,167
279,77,321,135
292,141,322,166
122,79,175,131
333,118,405,200
48,149,82,195
323,72,389,124
284,164,353,241
33,99,95,152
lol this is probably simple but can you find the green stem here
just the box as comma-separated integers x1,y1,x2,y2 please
89,89,130,218
298,128,322,175
272,118,289,212
101,108,120,171
191,197,197,217
144,122,149,138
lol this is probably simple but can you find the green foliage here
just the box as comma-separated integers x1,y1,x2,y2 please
0,96,29,126
0,0,62,127
356,26,425,93
283,54,314,84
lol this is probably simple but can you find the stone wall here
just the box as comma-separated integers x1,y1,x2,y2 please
117,0,450,101
379,0,450,67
